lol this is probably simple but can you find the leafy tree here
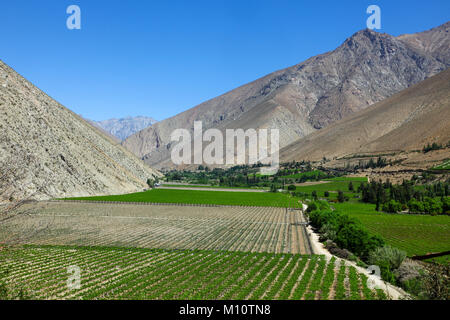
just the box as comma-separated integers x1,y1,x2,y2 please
407,199,425,213
146,178,154,188
423,197,443,216
348,182,354,191
382,200,402,213
307,201,385,262
270,184,277,193
337,190,345,203
335,223,370,258
423,143,443,153
442,197,450,215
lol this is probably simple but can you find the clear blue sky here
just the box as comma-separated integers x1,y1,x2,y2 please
1,1,449,121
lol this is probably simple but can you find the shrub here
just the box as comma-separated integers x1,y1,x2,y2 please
368,245,406,272
348,254,358,262
400,263,450,300
306,200,330,213
443,197,450,215
423,143,443,153
382,200,402,213
395,260,423,288
366,235,385,259
336,222,375,258
401,277,425,297
319,223,337,241
367,245,407,283
287,184,296,191
337,190,345,203
308,201,385,261
376,260,396,284
407,199,424,213
423,197,443,215
325,241,352,259
420,263,450,300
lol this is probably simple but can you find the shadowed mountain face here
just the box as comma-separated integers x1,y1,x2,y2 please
93,116,157,141
122,22,450,169
0,61,161,201
280,68,450,162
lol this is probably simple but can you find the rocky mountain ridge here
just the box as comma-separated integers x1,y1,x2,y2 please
122,22,450,169
280,68,450,162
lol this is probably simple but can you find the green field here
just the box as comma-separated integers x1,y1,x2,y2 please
0,245,384,300
292,176,449,262
280,170,327,180
63,189,301,208
292,180,363,199
432,159,450,170
333,201,450,263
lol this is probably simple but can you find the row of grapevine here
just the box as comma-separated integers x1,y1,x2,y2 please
0,206,312,254
0,245,388,300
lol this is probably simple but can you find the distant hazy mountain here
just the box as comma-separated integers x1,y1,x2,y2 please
94,116,157,141
122,22,450,169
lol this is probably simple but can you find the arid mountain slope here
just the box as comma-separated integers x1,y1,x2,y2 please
398,22,450,66
279,68,450,162
123,22,449,169
0,60,161,200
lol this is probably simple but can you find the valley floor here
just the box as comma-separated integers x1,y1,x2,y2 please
0,201,393,300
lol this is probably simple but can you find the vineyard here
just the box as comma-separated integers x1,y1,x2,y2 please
433,159,450,170
62,188,301,208
0,245,387,300
0,202,312,254
292,180,363,199
334,202,450,263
